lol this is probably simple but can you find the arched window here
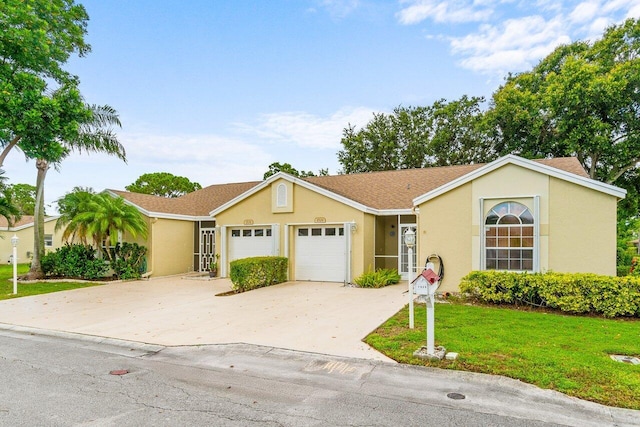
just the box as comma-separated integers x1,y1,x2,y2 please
485,201,534,271
276,183,287,207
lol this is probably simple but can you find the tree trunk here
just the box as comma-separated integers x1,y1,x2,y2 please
0,136,21,168
26,159,48,280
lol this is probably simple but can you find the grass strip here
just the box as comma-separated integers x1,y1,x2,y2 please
364,302,640,409
0,264,103,301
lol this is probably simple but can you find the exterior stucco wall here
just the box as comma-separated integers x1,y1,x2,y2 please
418,164,619,292
548,178,617,275
0,219,62,264
215,179,369,281
144,218,194,276
417,183,473,293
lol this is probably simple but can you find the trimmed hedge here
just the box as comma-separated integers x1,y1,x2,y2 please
41,244,109,280
354,268,401,288
459,271,640,318
229,256,288,292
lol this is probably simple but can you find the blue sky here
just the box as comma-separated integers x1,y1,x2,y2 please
3,0,639,211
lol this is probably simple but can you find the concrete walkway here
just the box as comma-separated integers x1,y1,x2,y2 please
0,276,408,361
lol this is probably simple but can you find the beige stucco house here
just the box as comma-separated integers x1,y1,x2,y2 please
111,155,625,292
0,216,62,264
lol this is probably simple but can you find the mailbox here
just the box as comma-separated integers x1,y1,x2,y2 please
412,267,440,296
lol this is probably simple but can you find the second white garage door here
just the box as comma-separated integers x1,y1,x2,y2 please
228,227,274,261
295,225,346,282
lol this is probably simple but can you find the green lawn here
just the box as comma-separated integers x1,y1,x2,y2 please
365,302,640,410
0,264,103,301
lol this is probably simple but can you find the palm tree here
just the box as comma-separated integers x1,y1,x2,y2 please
0,171,21,227
74,194,147,263
27,104,126,279
55,186,96,244
0,194,21,227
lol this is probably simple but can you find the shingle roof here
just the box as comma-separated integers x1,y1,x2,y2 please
0,215,58,229
112,157,589,217
109,181,260,217
303,157,589,210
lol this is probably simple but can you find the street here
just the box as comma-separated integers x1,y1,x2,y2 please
0,328,637,426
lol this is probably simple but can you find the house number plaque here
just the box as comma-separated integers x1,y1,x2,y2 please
314,217,326,223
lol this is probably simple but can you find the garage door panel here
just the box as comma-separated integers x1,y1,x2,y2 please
295,226,346,282
229,227,274,261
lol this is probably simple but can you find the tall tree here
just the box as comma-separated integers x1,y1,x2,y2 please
125,172,202,198
27,103,125,279
337,98,493,174
263,162,325,180
0,0,91,167
489,18,640,185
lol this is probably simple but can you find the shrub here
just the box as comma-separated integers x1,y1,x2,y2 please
230,256,288,292
41,244,109,280
111,243,147,280
354,268,401,288
460,271,640,318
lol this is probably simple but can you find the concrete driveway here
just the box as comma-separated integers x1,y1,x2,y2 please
0,276,408,361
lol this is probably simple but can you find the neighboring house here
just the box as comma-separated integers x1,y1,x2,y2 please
111,155,625,292
0,216,62,264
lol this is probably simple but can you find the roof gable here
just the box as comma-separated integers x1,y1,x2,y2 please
413,155,626,206
210,172,376,217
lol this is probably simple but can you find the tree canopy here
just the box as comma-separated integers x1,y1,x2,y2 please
125,172,202,198
263,162,328,180
0,0,92,167
337,97,493,174
489,18,640,185
3,183,37,216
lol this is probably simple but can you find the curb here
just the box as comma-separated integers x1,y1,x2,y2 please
0,322,165,354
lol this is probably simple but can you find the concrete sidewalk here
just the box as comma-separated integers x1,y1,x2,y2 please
0,276,408,361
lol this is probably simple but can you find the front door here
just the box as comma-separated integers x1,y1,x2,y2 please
199,228,216,272
399,224,417,280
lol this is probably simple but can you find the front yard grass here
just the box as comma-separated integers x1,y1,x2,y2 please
364,302,640,410
0,264,103,301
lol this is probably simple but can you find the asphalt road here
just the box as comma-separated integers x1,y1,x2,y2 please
0,328,637,426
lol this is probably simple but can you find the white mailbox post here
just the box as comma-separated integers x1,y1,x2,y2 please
11,234,18,295
404,228,416,329
412,263,442,358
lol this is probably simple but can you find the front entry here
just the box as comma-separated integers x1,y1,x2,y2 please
399,224,417,280
199,227,216,272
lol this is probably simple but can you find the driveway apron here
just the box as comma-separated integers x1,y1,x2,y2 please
0,277,408,361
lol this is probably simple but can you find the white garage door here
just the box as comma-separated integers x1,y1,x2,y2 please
295,226,346,282
229,227,274,261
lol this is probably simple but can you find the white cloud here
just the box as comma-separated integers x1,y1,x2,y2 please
450,15,571,73
405,0,640,75
119,132,270,186
397,0,495,24
569,1,600,24
237,107,377,150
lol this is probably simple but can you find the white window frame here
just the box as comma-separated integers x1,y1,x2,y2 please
479,196,540,273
